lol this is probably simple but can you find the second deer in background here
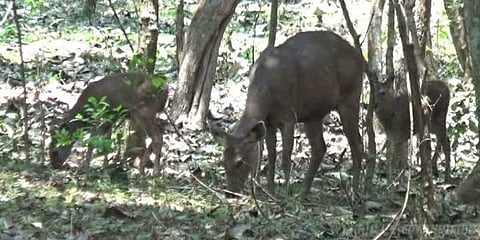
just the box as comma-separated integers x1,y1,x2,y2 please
374,79,451,182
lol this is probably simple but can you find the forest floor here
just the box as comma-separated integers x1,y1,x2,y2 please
1,0,480,239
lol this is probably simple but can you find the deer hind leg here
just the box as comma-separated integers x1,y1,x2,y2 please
338,101,363,193
432,115,451,182
431,141,441,178
436,130,451,183
132,107,164,176
151,121,165,176
126,122,150,174
303,120,326,195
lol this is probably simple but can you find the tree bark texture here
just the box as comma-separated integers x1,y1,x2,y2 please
395,0,435,224
456,0,480,204
176,0,184,68
138,0,160,74
268,0,279,47
444,0,472,77
364,0,385,194
414,0,431,57
414,0,436,82
12,0,30,161
128,0,160,174
386,0,395,80
171,0,240,124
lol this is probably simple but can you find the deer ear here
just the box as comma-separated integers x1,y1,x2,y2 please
247,121,266,142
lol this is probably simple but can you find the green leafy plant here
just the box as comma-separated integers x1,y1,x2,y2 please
152,74,167,90
54,97,129,166
0,25,17,43
24,0,48,15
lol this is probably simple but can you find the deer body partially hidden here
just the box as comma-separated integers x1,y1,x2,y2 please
49,72,168,173
374,80,451,182
209,31,365,194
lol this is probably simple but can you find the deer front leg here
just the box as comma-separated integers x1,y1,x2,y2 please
280,123,295,192
265,124,277,193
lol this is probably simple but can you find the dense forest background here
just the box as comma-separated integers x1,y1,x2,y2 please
1,0,480,239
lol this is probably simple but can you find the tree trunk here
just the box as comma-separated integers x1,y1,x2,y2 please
414,0,431,58
12,0,30,161
137,0,160,74
83,0,97,23
386,0,395,80
414,0,436,83
176,0,184,69
268,0,279,47
395,0,435,224
384,0,401,184
456,0,480,205
170,0,240,125
364,0,385,195
444,0,472,77
129,0,160,174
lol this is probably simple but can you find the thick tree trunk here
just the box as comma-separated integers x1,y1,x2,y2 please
456,0,480,205
444,0,472,77
187,18,231,125
171,0,240,125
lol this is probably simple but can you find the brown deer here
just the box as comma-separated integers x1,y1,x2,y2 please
49,72,168,173
208,31,365,195
374,79,451,182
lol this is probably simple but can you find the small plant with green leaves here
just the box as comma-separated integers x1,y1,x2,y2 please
53,96,129,167
0,25,17,43
49,72,168,173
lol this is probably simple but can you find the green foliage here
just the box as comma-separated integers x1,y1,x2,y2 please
152,74,167,90
77,97,127,153
52,128,75,147
239,46,256,65
438,55,462,79
0,25,17,43
129,54,156,71
446,0,463,11
53,96,129,164
24,0,47,15
158,9,177,35
46,73,62,84
88,136,114,155
446,80,478,163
